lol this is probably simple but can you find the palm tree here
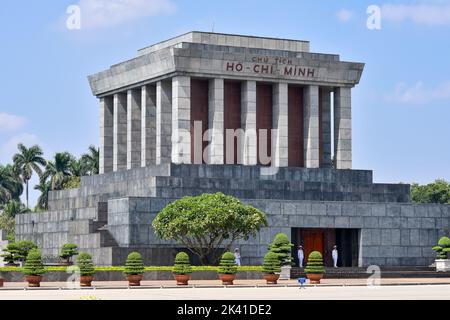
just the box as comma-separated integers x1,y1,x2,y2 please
81,145,99,175
0,164,24,205
12,144,46,208
69,158,88,177
34,179,51,211
43,152,73,190
2,199,30,218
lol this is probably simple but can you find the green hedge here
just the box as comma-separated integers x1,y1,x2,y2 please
0,266,263,272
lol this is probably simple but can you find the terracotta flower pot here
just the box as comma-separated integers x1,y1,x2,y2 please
219,274,236,285
173,274,191,286
25,275,42,288
127,274,143,286
306,273,323,284
263,273,280,285
80,276,94,287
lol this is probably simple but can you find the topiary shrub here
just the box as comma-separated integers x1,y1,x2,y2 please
22,249,46,276
59,243,79,264
432,236,450,259
0,243,21,265
218,252,237,275
16,240,38,262
268,233,293,266
172,252,193,275
76,252,95,276
124,252,145,276
262,252,281,274
304,251,325,274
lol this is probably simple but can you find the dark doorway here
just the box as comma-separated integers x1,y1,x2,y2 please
291,228,360,267
288,85,304,167
224,80,242,164
256,83,273,166
190,79,209,164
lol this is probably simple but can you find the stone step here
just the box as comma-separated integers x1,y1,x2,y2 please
291,267,450,279
152,178,409,203
169,164,374,184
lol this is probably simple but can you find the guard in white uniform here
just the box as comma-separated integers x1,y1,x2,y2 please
332,245,338,268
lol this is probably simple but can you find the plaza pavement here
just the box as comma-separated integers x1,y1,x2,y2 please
1,278,450,300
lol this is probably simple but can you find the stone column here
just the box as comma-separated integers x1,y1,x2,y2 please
207,78,224,165
172,76,191,164
241,80,257,165
320,88,332,168
303,85,320,168
127,88,142,170
273,82,289,167
156,80,172,164
99,96,114,174
113,92,127,172
141,85,156,167
334,87,352,169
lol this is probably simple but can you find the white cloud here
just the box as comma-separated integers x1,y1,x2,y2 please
0,113,26,133
73,0,176,29
0,133,40,165
336,9,354,23
382,3,450,26
386,81,450,105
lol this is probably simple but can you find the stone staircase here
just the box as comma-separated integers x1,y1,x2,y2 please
291,267,450,279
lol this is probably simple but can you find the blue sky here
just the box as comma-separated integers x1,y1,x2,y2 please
1,0,450,206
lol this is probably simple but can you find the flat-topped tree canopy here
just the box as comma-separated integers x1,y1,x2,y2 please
88,31,364,97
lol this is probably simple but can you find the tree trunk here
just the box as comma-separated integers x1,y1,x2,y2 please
26,180,29,209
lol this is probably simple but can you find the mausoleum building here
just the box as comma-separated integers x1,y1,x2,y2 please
16,32,450,267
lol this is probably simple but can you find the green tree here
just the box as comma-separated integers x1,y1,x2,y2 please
81,145,99,176
77,252,96,276
152,193,268,265
2,200,30,218
68,158,88,177
411,180,450,204
262,251,281,274
43,152,73,190
0,213,15,241
59,243,79,264
217,252,237,274
0,164,23,204
12,144,46,208
22,249,46,276
172,252,193,275
124,252,145,276
304,251,325,274
34,179,51,211
268,233,293,266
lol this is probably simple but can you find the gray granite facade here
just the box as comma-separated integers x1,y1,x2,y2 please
15,164,450,266
13,33,450,267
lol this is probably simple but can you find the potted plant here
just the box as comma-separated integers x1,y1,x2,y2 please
0,243,21,267
433,236,450,272
262,252,281,284
16,240,38,264
172,252,193,285
218,252,238,285
59,243,79,266
22,249,46,287
268,233,293,280
77,252,95,287
304,251,325,284
124,252,145,286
